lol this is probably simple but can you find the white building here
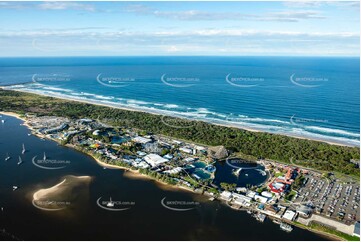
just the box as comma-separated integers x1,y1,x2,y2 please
261,191,273,199
220,191,232,201
132,136,152,144
137,151,147,157
179,147,193,154
144,154,168,167
163,154,173,159
282,209,296,221
246,191,256,199
184,157,196,163
254,194,268,204
164,167,182,174
232,193,252,203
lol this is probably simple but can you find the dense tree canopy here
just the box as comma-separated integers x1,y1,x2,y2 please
0,89,359,176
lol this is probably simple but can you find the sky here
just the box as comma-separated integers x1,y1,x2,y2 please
0,1,359,56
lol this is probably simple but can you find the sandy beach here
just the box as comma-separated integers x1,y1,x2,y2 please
33,175,91,201
1,87,356,147
32,178,67,201
32,175,92,211
88,150,196,194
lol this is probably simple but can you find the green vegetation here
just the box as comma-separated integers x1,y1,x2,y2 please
292,174,306,190
0,89,359,176
256,187,267,193
308,221,359,241
274,172,284,178
138,168,177,185
220,182,237,191
285,190,297,201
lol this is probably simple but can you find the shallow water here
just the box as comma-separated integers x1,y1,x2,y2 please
0,114,327,240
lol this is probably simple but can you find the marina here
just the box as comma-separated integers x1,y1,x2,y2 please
0,114,327,241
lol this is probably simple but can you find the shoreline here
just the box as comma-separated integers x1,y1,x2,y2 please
0,112,350,241
1,87,358,148
0,111,196,195
86,148,197,194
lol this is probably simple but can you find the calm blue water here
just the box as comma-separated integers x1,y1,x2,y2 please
0,56,359,146
0,114,326,240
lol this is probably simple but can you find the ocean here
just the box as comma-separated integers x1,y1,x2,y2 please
0,56,359,146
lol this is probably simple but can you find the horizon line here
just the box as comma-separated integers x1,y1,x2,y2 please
0,55,360,58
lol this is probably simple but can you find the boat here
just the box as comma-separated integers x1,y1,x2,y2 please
17,156,23,165
27,133,31,136
12,186,18,191
106,197,115,207
5,153,10,161
43,152,47,161
256,213,266,222
1,120,4,124
245,173,249,176
280,222,293,232
232,168,242,177
22,143,26,154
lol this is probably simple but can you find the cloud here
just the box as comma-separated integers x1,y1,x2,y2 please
1,29,358,56
38,2,95,11
153,10,325,22
124,4,325,22
0,28,358,38
283,1,360,10
0,1,96,12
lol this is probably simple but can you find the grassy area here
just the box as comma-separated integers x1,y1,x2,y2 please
308,221,359,241
274,172,284,177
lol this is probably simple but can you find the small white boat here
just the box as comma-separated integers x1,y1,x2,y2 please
12,186,18,191
106,197,115,207
280,223,293,232
5,153,10,161
232,168,242,177
256,213,266,222
22,143,26,154
43,152,47,161
17,156,23,165
1,120,4,124
27,133,31,136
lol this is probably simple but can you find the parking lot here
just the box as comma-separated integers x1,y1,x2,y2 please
294,173,359,225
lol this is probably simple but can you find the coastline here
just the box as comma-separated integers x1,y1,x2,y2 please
86,148,196,194
1,87,357,148
0,111,196,194
0,112,350,241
